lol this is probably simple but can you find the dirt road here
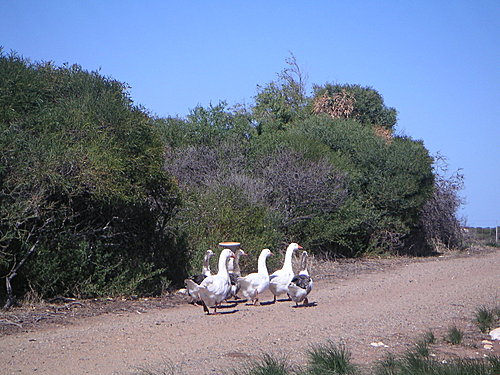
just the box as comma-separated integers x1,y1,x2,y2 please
1,248,499,374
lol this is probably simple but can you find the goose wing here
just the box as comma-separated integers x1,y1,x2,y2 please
184,278,201,301
290,274,311,290
199,275,230,306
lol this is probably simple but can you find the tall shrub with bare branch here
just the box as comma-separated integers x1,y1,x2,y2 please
419,155,464,250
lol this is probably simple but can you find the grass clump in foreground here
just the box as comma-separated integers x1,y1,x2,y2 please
231,339,499,375
422,330,436,345
375,341,500,375
474,305,500,333
233,353,295,375
307,340,357,375
229,341,356,375
134,338,499,375
136,346,499,375
443,325,464,345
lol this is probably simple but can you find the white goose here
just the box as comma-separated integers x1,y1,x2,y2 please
187,249,234,314
227,249,247,300
269,242,303,303
237,248,273,305
288,251,313,306
184,249,214,303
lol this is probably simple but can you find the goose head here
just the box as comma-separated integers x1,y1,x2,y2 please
288,242,303,252
260,248,273,258
235,249,247,258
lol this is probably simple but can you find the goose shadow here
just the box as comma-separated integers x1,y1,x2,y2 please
210,309,239,315
225,298,246,304
240,299,274,306
258,297,292,305
218,302,238,309
292,301,318,308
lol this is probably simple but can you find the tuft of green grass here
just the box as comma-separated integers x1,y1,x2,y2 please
375,347,500,375
488,356,500,374
444,325,463,345
414,340,430,358
307,340,357,375
474,306,498,333
439,357,500,375
232,353,295,375
375,353,399,375
401,349,434,374
422,330,436,345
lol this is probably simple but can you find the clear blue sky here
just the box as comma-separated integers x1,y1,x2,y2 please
2,1,499,227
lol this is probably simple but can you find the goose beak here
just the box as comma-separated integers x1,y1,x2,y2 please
298,245,303,250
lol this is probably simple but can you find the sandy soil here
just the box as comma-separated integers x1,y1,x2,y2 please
1,247,499,374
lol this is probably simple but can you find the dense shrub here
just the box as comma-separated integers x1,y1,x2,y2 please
159,77,442,259
162,113,351,266
0,51,182,306
289,116,434,254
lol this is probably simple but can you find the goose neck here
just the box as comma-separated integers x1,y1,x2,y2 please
257,253,269,275
217,252,230,277
283,248,295,271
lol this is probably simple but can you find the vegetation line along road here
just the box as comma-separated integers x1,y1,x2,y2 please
1,50,465,309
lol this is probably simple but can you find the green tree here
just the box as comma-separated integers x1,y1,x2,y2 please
252,54,309,133
156,101,255,148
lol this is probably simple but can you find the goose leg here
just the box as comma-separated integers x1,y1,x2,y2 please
254,292,260,306
304,298,309,306
202,301,209,314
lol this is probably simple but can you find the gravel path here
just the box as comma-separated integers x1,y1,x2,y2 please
1,248,499,374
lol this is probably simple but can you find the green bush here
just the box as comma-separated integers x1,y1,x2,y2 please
307,341,357,375
0,51,182,304
288,117,434,255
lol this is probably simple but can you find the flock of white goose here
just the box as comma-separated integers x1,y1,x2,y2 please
184,242,313,314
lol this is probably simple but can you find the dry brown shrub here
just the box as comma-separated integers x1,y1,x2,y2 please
313,89,355,119
373,125,393,143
